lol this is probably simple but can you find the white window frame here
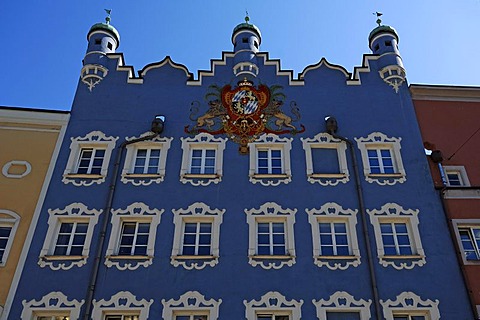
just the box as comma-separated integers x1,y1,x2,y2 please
38,203,101,270
306,203,360,270
355,132,405,185
244,291,303,320
0,209,20,267
21,291,84,320
313,291,372,320
161,291,222,320
180,133,227,186
245,202,296,269
92,291,153,320
452,219,480,265
443,165,470,187
248,134,292,186
368,203,425,270
380,292,440,320
105,202,163,271
121,133,173,186
301,133,349,186
63,131,118,186
171,202,224,270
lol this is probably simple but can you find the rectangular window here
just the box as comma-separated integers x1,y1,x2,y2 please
459,227,480,261
118,222,150,256
182,222,212,255
175,316,208,320
0,225,12,262
190,149,216,174
312,148,340,174
257,222,286,255
393,316,426,320
367,149,395,174
380,222,413,255
53,222,88,256
446,171,462,186
105,316,139,320
133,148,161,174
76,148,105,174
257,149,283,174
326,312,361,320
319,222,350,256
36,316,71,320
257,315,289,320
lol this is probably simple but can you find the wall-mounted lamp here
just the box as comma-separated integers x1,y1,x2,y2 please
324,116,338,134
151,115,165,134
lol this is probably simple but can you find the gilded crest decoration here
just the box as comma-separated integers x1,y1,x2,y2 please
185,79,305,153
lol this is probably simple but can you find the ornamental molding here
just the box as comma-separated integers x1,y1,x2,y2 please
245,202,296,269
121,135,173,186
171,202,225,270
380,292,440,320
306,202,360,270
354,132,406,186
367,203,426,270
105,202,163,271
180,133,227,186
313,291,372,320
38,203,101,270
63,131,119,186
161,291,222,320
244,291,303,320
21,291,84,320
249,134,293,186
2,160,32,178
92,291,153,320
301,133,349,186
81,64,108,91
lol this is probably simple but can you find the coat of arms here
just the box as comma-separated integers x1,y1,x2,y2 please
185,79,305,154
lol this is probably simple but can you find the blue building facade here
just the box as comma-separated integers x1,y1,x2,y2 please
4,14,474,320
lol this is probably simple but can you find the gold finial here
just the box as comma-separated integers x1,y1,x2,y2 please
373,11,383,26
104,9,112,24
245,10,250,24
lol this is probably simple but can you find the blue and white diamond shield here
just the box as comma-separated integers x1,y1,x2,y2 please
232,89,259,115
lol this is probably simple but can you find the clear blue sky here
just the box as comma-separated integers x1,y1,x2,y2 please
1,1,479,111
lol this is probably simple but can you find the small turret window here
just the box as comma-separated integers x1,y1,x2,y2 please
107,42,113,50
95,39,101,45
385,40,392,47
254,41,259,49
242,38,248,43
374,44,380,52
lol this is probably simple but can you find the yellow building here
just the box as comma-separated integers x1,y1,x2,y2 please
0,107,69,318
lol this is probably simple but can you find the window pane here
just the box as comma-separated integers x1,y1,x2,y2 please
326,312,361,320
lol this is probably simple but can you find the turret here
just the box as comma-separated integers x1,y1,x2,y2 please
369,14,406,92
81,10,120,91
232,15,261,78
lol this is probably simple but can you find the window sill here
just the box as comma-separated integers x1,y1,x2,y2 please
250,255,295,260
309,173,347,179
124,173,163,178
382,254,424,259
367,173,404,178
316,255,358,260
106,255,153,260
171,255,218,260
182,174,220,179
42,255,87,261
251,174,290,179
64,174,104,179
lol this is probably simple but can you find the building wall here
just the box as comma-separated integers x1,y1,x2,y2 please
0,107,69,318
411,84,480,318
5,25,474,320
